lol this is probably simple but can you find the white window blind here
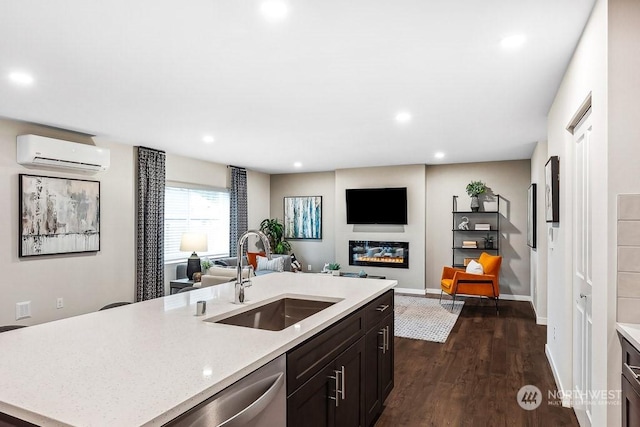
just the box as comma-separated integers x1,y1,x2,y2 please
164,186,230,262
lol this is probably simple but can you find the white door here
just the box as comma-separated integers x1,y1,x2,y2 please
572,109,593,426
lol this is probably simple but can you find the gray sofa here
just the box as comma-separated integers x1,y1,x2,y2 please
176,254,292,287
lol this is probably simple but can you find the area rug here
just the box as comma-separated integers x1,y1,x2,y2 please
394,295,464,343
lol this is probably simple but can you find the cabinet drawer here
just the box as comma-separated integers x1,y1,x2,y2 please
622,337,640,397
287,310,364,394
364,290,394,332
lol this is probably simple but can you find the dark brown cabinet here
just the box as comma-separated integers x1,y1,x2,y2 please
364,294,394,427
620,334,640,427
287,290,394,427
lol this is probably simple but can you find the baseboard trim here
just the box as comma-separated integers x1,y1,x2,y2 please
393,287,426,296
424,288,532,302
545,344,571,407
536,316,548,325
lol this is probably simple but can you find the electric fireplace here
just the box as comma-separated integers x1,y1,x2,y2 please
349,240,409,269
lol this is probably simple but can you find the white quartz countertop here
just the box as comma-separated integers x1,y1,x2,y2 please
617,322,640,351
0,272,396,426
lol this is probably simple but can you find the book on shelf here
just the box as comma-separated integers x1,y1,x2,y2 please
474,223,491,230
461,240,478,248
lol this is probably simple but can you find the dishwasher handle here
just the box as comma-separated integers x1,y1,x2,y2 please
219,372,285,427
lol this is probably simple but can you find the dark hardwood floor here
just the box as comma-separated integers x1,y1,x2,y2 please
376,296,579,427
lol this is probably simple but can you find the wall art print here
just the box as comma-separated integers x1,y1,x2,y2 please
19,174,100,257
284,196,322,239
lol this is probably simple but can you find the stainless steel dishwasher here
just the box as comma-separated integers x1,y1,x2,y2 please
166,354,286,427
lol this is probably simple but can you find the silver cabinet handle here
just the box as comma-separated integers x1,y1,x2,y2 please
218,372,284,427
328,370,340,407
376,304,390,312
340,365,346,401
625,363,640,380
378,328,386,354
385,325,390,352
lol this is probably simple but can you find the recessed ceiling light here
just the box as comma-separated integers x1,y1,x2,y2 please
261,1,288,22
293,161,302,168
500,34,527,49
202,135,215,144
434,152,445,159
8,71,34,86
395,111,412,123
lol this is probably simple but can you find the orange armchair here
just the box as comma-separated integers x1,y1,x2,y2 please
440,252,502,313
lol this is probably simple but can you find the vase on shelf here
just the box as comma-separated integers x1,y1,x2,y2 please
470,196,480,212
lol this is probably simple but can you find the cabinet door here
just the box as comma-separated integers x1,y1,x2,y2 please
380,314,394,402
364,323,383,426
287,364,335,427
623,375,640,427
334,338,365,427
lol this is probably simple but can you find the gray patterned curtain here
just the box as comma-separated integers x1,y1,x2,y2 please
136,147,166,301
229,166,248,256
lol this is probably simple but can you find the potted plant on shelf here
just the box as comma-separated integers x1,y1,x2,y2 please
327,263,341,276
466,180,486,212
259,218,292,254
483,233,494,249
201,259,212,273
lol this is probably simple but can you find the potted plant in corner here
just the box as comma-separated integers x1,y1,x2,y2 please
466,180,486,212
327,263,341,276
259,218,292,254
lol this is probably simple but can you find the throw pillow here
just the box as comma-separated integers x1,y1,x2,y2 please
465,260,484,275
247,251,266,270
214,259,228,267
256,255,284,272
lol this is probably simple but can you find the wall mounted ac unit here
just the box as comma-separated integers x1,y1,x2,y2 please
16,134,110,173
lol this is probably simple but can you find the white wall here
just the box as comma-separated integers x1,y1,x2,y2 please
0,118,136,325
546,1,614,425
335,165,426,290
530,142,548,324
270,172,335,272
425,160,531,296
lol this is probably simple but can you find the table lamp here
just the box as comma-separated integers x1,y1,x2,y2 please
180,232,208,280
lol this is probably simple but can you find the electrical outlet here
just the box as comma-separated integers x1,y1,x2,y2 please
307,264,312,271
16,301,31,320
56,297,64,309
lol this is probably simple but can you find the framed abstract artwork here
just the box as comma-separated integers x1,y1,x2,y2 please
527,183,536,248
545,156,560,223
283,196,322,240
19,174,100,257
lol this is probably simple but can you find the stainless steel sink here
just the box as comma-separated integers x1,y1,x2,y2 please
205,297,338,331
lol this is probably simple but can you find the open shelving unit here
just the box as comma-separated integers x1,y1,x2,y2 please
451,195,500,268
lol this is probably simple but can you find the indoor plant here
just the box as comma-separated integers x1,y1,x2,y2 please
259,218,292,254
466,180,486,212
327,263,341,276
483,234,494,249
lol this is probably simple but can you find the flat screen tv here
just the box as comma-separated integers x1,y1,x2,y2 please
346,187,408,224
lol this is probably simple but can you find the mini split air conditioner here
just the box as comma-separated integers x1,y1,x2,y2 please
17,134,110,173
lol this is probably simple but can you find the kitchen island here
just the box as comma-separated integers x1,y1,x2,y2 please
0,272,396,426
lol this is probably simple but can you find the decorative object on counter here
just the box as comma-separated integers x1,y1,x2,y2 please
196,300,206,316
394,295,463,343
545,156,560,223
259,218,291,254
283,196,322,239
19,174,100,257
327,263,341,276
180,232,208,280
458,216,469,230
483,234,494,249
465,180,486,212
358,269,368,278
192,272,202,283
527,183,537,248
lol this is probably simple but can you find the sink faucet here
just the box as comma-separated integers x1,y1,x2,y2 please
235,230,272,303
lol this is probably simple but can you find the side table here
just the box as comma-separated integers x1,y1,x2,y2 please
170,278,195,294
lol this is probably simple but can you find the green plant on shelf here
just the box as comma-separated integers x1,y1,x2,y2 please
466,180,486,197
327,263,341,270
201,259,212,271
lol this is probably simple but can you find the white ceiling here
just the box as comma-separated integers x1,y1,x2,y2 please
0,0,596,174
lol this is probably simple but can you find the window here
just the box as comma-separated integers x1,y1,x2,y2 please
164,186,230,262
